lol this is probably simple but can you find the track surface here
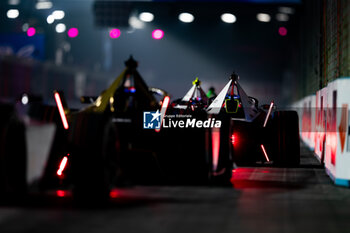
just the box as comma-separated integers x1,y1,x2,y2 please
1,145,350,233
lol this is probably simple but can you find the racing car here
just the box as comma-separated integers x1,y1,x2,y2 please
157,72,300,185
38,57,170,201
206,72,300,167
40,66,299,199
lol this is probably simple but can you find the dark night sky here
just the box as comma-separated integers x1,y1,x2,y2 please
0,0,301,106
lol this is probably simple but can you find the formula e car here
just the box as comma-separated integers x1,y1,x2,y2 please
38,57,170,200
157,72,300,185
170,77,208,112
206,72,300,167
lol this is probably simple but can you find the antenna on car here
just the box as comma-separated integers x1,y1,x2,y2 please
230,72,239,82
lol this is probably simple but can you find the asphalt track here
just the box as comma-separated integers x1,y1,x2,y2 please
1,144,350,233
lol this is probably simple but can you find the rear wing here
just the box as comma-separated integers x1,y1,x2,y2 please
206,73,259,122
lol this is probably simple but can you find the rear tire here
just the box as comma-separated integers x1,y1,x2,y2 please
156,112,210,185
208,115,233,186
70,114,120,203
0,104,27,199
272,111,300,167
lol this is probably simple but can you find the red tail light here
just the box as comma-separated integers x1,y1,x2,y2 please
155,96,170,132
263,101,274,128
54,92,69,130
231,134,236,145
260,144,270,162
109,189,119,198
57,156,68,176
56,190,66,197
212,129,220,171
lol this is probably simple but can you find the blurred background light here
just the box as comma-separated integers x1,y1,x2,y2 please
68,28,79,38
257,13,271,22
139,12,154,22
47,15,54,24
55,23,66,33
27,27,36,37
178,13,194,23
221,13,236,23
7,9,19,19
129,16,144,29
278,26,287,36
22,23,29,32
152,29,164,40
278,6,295,15
276,13,289,22
35,1,53,10
109,28,121,39
8,0,20,5
52,10,65,20
0,1,301,106
21,94,28,105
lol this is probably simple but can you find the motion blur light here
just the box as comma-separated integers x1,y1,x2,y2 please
52,10,65,20
21,94,29,105
68,28,79,38
8,0,20,5
55,23,66,33
109,28,121,38
152,29,164,40
46,15,54,24
27,27,36,37
221,13,236,24
276,13,289,22
179,12,194,23
22,23,29,32
257,13,271,22
7,9,19,19
139,12,154,22
129,16,144,29
35,1,53,10
278,7,295,15
278,27,287,36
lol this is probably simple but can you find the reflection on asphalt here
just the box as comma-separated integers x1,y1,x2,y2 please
1,145,350,233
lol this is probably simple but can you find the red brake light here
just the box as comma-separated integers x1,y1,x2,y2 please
54,92,69,130
155,96,170,132
110,189,119,198
56,190,66,197
212,129,220,171
263,101,274,128
260,144,270,162
57,156,68,176
231,134,236,145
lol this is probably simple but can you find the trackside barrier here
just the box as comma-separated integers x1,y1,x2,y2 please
294,78,350,187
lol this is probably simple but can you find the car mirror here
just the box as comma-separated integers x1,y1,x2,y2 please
80,96,97,104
